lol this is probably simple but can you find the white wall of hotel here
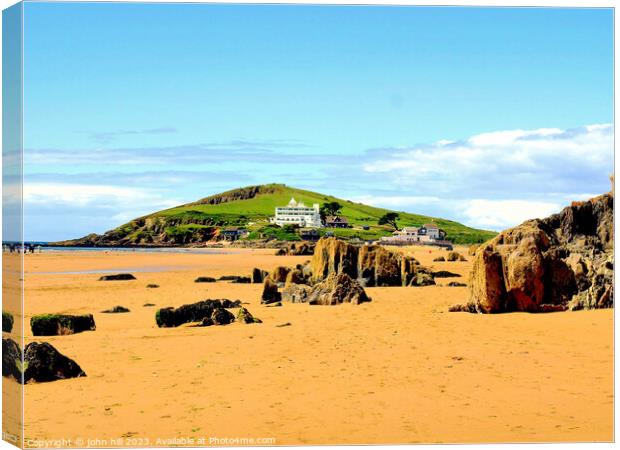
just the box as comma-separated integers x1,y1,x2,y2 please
271,198,323,228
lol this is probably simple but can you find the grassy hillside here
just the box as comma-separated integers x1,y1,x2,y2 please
61,184,496,246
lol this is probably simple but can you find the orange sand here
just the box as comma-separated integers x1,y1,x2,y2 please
7,246,613,446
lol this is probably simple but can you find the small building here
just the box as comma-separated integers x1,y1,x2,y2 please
380,222,446,245
298,228,320,241
324,215,349,228
271,198,323,228
221,227,248,241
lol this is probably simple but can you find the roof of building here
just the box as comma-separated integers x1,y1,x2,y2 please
287,197,298,207
325,215,349,223
424,223,439,229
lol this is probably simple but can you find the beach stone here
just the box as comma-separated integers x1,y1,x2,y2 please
155,300,224,327
101,306,130,313
218,275,245,282
211,308,235,325
447,281,467,287
432,270,461,278
23,342,86,383
2,337,22,382
307,273,370,306
252,268,269,283
261,278,281,304
143,303,156,307
194,276,216,283
232,276,251,284
448,302,477,313
31,314,96,336
3,311,14,333
146,284,160,289
236,307,262,324
285,266,307,286
463,191,613,313
221,299,242,308
409,272,436,286
433,256,446,262
98,273,136,281
446,252,466,262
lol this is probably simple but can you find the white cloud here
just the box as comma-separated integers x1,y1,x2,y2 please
350,195,441,209
460,199,562,229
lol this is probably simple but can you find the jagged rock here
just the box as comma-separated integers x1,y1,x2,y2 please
101,306,130,313
98,273,136,281
155,299,240,327
409,272,436,286
3,311,13,333
270,266,291,283
446,252,466,262
2,337,21,381
285,266,307,285
463,192,613,313
31,314,96,336
310,237,429,287
281,284,312,303
237,307,262,324
194,276,216,283
432,270,461,278
252,268,269,283
307,273,371,305
433,256,446,262
261,278,282,304
211,308,235,325
23,342,86,382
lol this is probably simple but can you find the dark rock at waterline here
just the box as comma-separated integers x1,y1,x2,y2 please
31,314,96,336
23,342,86,382
98,273,136,281
146,284,160,289
218,275,247,282
143,303,156,307
101,306,130,313
447,281,467,287
194,277,216,283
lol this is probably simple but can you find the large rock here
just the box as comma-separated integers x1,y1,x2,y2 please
2,311,13,333
462,192,613,313
156,299,240,327
31,314,96,336
310,237,431,287
99,273,136,281
252,268,269,283
23,342,86,382
261,278,282,304
307,273,371,305
281,283,312,303
2,338,22,382
270,266,291,284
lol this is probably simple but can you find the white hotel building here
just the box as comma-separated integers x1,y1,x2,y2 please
271,198,323,228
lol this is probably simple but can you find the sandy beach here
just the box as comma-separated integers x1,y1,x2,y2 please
9,246,613,446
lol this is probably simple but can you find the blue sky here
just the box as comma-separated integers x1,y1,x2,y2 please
20,3,613,241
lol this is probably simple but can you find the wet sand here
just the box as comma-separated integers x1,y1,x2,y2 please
10,246,613,446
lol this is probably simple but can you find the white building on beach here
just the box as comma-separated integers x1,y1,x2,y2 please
271,198,323,228
380,223,444,244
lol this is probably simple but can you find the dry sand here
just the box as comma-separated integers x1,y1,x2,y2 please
5,246,613,446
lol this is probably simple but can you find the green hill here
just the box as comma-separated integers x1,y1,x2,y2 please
58,184,496,246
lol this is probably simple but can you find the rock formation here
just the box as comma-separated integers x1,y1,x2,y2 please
236,307,262,324
252,268,269,283
194,276,216,283
101,306,130,313
2,311,13,333
454,192,613,313
310,237,431,287
31,314,96,336
2,337,21,381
